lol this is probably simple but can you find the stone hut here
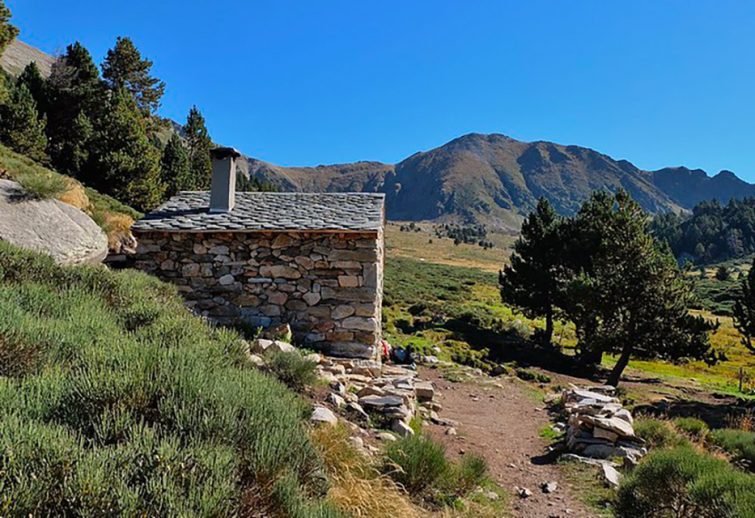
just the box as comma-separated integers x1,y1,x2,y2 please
131,148,385,359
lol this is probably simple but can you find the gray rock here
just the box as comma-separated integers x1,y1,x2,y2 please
345,402,370,421
0,179,108,265
359,394,405,408
391,419,414,437
327,393,346,408
541,481,558,494
252,338,297,355
311,406,338,425
377,431,398,441
414,381,435,402
602,463,622,488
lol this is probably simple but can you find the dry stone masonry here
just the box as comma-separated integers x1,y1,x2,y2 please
132,229,384,359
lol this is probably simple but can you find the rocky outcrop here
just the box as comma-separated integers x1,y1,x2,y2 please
0,179,108,265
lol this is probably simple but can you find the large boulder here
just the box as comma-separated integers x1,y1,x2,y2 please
0,179,108,265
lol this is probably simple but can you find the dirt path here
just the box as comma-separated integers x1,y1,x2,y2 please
421,367,596,518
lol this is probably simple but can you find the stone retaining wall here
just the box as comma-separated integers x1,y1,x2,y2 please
132,230,384,358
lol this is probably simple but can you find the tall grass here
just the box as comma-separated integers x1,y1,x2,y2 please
0,242,329,515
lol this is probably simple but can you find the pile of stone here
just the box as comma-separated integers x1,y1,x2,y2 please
314,357,440,439
562,385,646,465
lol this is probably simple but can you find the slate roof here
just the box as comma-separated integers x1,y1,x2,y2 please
132,192,385,233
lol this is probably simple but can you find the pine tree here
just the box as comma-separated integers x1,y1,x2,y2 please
88,89,164,210
45,42,104,177
0,0,18,54
184,106,212,190
0,83,48,162
500,198,563,344
101,36,165,114
17,62,47,117
564,191,717,385
733,258,755,353
160,133,190,198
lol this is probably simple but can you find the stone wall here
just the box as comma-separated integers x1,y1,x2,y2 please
131,230,383,359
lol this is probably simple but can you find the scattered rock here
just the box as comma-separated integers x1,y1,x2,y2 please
446,427,458,436
377,431,398,441
251,338,296,355
516,486,533,498
311,406,338,425
541,481,558,494
602,463,622,488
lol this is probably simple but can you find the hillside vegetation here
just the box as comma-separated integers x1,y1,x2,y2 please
0,241,345,515
652,198,755,264
0,143,140,247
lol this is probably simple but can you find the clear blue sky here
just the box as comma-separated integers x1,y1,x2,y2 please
8,1,755,179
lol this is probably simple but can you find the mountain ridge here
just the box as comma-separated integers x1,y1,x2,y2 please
4,39,754,231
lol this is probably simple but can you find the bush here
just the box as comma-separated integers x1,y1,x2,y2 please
515,367,551,383
710,429,755,468
383,434,488,506
673,417,709,441
266,350,318,391
0,242,329,515
634,417,688,449
616,446,755,517
384,434,449,495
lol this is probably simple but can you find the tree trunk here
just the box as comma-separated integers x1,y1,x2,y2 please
607,345,632,387
544,310,554,345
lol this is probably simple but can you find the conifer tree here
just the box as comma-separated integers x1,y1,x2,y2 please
0,0,18,54
101,36,165,114
160,133,190,198
88,89,164,210
45,42,104,177
500,198,563,344
733,257,755,353
17,62,47,117
184,106,213,190
0,83,48,162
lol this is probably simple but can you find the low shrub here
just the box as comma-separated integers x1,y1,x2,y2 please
673,417,709,441
616,446,755,517
634,417,688,449
384,434,449,495
0,242,329,515
444,454,488,498
709,429,755,469
266,350,319,391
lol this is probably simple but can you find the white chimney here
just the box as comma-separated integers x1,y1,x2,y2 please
209,147,241,213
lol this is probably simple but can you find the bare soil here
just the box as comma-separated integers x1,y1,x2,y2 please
421,367,597,518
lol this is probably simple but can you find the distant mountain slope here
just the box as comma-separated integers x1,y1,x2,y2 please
381,134,683,228
0,39,54,76
4,40,753,230
649,167,755,208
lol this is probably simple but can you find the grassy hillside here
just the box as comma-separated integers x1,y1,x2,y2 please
385,222,514,272
0,241,343,515
383,254,755,395
0,143,140,248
